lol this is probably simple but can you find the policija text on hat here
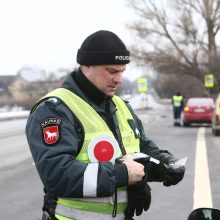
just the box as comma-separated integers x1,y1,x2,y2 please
25,30,185,220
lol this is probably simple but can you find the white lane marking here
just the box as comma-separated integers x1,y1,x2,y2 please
193,127,213,209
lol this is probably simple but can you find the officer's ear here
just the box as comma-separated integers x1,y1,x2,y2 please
80,65,90,74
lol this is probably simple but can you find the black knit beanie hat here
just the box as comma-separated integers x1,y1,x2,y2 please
77,30,130,65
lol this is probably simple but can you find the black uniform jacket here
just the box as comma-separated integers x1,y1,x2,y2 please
25,69,164,199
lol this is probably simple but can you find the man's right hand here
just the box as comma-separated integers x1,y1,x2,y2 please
123,154,145,185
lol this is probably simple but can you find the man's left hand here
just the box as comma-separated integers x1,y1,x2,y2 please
162,164,185,186
157,151,186,186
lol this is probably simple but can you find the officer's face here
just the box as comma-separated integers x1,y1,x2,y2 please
82,64,126,97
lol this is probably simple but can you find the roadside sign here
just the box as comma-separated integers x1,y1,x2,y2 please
138,78,148,92
204,74,214,88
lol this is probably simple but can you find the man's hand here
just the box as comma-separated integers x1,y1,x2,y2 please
123,154,145,185
158,151,186,186
162,164,185,186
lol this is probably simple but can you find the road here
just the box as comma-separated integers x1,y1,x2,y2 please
0,102,219,220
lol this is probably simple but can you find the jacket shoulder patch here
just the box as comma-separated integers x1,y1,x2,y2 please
41,118,62,145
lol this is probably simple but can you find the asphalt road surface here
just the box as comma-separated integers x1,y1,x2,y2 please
0,102,219,220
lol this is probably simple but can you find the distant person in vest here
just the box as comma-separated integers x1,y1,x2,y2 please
172,92,184,126
25,30,185,220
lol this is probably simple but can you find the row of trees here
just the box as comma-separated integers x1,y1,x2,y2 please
126,0,220,97
0,74,139,110
0,76,63,110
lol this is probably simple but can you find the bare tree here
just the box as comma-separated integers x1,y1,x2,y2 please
126,0,220,95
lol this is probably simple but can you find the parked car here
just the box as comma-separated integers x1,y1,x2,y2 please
212,94,220,136
183,97,214,127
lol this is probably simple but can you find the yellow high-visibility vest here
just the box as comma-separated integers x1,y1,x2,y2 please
40,88,140,219
172,95,183,107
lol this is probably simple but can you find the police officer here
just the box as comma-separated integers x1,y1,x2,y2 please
172,92,184,126
26,30,185,220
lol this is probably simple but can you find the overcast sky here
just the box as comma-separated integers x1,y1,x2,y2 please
0,0,142,80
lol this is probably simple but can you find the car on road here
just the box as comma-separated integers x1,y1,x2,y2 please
212,94,220,136
183,97,214,127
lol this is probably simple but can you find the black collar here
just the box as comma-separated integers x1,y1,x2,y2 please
75,68,108,106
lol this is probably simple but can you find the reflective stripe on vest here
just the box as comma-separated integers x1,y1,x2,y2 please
58,194,127,213
55,191,127,219
173,95,183,107
40,88,140,218
55,206,125,220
